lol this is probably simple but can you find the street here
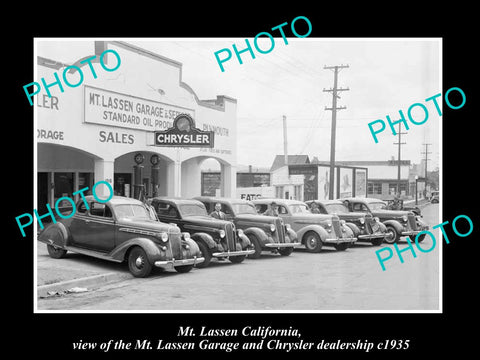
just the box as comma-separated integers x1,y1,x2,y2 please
37,204,440,311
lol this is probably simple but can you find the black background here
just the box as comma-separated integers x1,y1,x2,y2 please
7,4,477,358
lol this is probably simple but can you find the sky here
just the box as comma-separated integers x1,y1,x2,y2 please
37,38,441,171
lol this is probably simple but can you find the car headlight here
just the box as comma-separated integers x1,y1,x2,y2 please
182,232,190,240
157,232,169,243
270,224,276,232
237,229,244,236
374,217,380,222
219,229,225,238
359,218,365,224
402,215,408,222
326,222,332,228
285,223,291,230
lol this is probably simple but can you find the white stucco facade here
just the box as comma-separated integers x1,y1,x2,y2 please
35,40,237,208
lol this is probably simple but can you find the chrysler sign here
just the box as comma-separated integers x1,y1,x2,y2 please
154,114,214,147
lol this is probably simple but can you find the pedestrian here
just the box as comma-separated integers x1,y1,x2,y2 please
310,202,321,214
263,201,279,216
210,202,226,220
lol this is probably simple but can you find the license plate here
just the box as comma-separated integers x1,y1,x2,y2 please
372,223,380,232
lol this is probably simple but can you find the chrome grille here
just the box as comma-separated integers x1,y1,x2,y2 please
332,218,342,237
365,214,373,234
169,230,183,259
408,214,417,231
225,222,236,251
274,218,285,243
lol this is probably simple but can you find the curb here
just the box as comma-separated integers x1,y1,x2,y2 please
37,272,131,298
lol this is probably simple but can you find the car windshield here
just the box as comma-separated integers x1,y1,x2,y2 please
231,203,257,215
179,204,208,217
325,203,349,213
369,202,387,210
114,204,155,220
288,204,311,214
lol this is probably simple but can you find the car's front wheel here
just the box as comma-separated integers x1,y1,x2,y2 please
127,246,152,278
175,265,193,273
384,226,400,244
247,234,262,259
47,244,67,259
303,231,322,252
196,241,211,268
410,233,426,243
278,247,294,256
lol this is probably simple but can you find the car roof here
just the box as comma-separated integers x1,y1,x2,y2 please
342,197,386,203
150,197,204,206
311,199,344,205
193,196,252,204
252,198,306,206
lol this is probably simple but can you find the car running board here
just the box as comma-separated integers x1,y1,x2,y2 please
65,246,123,263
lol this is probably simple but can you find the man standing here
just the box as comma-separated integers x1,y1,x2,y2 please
310,202,321,214
263,201,279,217
210,202,226,220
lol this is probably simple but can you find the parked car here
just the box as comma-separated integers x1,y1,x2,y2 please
147,197,254,267
37,196,204,277
380,195,422,216
341,197,429,244
252,199,356,252
194,197,299,258
430,191,439,204
305,199,386,246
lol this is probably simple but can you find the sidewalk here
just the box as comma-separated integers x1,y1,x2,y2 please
36,242,131,298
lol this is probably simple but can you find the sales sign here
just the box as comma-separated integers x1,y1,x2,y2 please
154,114,214,148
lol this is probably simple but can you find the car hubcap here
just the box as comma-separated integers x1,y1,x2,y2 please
135,255,144,268
385,230,395,242
308,237,316,248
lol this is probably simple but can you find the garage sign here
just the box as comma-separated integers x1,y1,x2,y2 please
154,114,214,148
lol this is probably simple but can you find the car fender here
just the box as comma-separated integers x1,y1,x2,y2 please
37,222,70,249
243,227,269,244
382,220,404,234
109,237,163,263
183,237,202,258
345,222,360,237
286,227,298,242
238,233,252,248
377,222,387,233
190,232,216,249
296,224,329,243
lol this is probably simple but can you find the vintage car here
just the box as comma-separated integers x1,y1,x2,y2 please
341,197,429,244
380,195,422,216
194,197,299,258
147,197,254,267
430,191,439,204
253,199,356,252
305,199,386,246
37,195,204,277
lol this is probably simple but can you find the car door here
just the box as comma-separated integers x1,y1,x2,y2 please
71,201,116,252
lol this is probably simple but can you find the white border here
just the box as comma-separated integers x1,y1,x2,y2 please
33,37,442,314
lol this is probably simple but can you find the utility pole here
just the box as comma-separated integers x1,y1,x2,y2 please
421,143,432,198
393,122,407,195
324,64,349,199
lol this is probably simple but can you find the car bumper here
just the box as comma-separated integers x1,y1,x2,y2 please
401,230,426,236
323,237,357,245
154,256,204,270
264,242,301,248
358,233,385,240
212,249,255,257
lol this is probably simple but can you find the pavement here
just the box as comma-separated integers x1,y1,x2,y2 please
36,197,433,299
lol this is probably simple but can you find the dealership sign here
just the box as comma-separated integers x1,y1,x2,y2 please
154,114,214,147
